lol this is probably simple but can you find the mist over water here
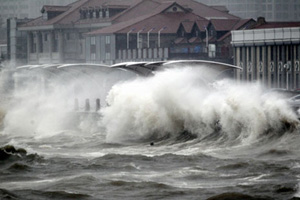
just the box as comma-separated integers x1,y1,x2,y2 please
0,65,300,200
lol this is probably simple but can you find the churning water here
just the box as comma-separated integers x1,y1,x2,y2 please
0,66,300,200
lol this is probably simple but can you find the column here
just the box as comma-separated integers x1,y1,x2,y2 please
256,46,260,81
27,32,32,63
240,47,245,81
246,47,249,82
267,46,272,88
36,32,40,63
250,46,255,81
262,46,266,85
235,47,241,82
292,45,299,89
49,31,53,62
277,46,280,88
58,30,64,63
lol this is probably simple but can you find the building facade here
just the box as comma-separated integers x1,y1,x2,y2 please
18,0,252,65
0,43,6,61
195,0,300,22
7,18,31,66
18,0,140,64
0,0,77,22
0,0,77,42
232,21,300,90
85,1,254,65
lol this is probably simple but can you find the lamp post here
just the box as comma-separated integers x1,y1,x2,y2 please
204,26,209,53
158,26,166,48
127,28,135,49
137,28,145,49
147,28,155,48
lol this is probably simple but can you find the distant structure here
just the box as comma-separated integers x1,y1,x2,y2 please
232,17,300,90
0,0,77,21
18,0,254,65
195,0,300,22
0,0,77,41
7,18,32,66
0,42,7,62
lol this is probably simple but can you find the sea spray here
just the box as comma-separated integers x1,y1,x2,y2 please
1,66,135,138
101,67,299,144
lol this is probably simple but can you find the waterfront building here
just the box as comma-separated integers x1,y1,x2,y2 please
231,18,300,90
18,0,141,64
86,2,254,65
0,0,77,41
18,0,253,65
0,0,77,20
7,18,32,66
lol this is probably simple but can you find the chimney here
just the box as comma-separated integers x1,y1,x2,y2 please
256,17,266,26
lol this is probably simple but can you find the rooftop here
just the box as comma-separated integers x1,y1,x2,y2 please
20,0,239,29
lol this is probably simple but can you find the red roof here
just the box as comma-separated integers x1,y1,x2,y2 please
174,37,188,44
195,20,210,31
41,5,71,13
88,12,202,35
157,0,239,20
209,6,229,13
181,21,194,33
21,0,239,29
87,2,205,35
20,0,141,27
210,19,239,31
217,19,255,41
188,37,202,43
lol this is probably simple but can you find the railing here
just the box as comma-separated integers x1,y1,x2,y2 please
117,48,169,60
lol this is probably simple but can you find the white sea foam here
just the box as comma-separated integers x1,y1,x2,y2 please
101,67,299,143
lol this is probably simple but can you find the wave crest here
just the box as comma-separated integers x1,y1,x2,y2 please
101,68,299,144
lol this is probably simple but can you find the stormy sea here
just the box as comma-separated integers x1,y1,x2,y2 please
0,65,300,200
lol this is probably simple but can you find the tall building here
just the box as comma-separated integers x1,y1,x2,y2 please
195,0,300,22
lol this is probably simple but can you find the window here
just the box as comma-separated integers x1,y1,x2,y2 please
91,53,96,60
89,10,93,18
66,33,70,40
105,36,110,44
105,9,109,18
42,12,48,20
106,52,111,60
80,44,83,54
68,33,76,40
209,44,216,58
44,33,48,41
91,37,96,45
